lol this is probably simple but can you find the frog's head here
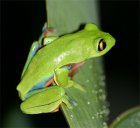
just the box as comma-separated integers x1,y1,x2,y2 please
85,23,116,58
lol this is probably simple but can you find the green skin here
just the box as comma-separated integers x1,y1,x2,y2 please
17,23,115,114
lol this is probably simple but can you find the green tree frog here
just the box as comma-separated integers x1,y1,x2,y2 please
17,23,115,114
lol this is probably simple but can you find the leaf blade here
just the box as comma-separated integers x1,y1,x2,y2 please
46,0,108,127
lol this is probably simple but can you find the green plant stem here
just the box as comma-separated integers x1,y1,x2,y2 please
46,0,109,127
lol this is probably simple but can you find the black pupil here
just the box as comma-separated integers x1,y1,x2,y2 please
98,39,106,51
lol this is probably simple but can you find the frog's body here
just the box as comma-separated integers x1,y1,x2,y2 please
17,23,115,114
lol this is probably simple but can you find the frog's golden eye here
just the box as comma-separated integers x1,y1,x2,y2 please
98,39,106,51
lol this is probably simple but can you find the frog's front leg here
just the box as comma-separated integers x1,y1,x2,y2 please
21,86,72,114
21,36,58,78
21,41,41,78
54,68,85,92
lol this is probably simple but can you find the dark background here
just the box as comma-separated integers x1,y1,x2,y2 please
1,0,139,127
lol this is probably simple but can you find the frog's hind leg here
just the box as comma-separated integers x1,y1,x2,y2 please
52,105,60,112
53,95,74,112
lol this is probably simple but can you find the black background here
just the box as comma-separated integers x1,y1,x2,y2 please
1,0,139,127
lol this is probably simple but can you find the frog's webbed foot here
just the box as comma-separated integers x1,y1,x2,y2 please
62,95,78,109
68,80,86,92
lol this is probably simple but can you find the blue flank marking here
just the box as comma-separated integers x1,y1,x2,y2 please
28,65,71,93
29,74,54,92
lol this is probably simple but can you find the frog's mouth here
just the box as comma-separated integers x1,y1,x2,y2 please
45,61,84,87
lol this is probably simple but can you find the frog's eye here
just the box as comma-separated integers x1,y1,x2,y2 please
98,39,106,51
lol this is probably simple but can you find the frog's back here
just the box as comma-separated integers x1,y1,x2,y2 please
25,29,92,81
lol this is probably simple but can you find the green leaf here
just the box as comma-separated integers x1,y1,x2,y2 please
46,0,108,127
61,58,109,128
110,106,140,128
46,0,100,36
